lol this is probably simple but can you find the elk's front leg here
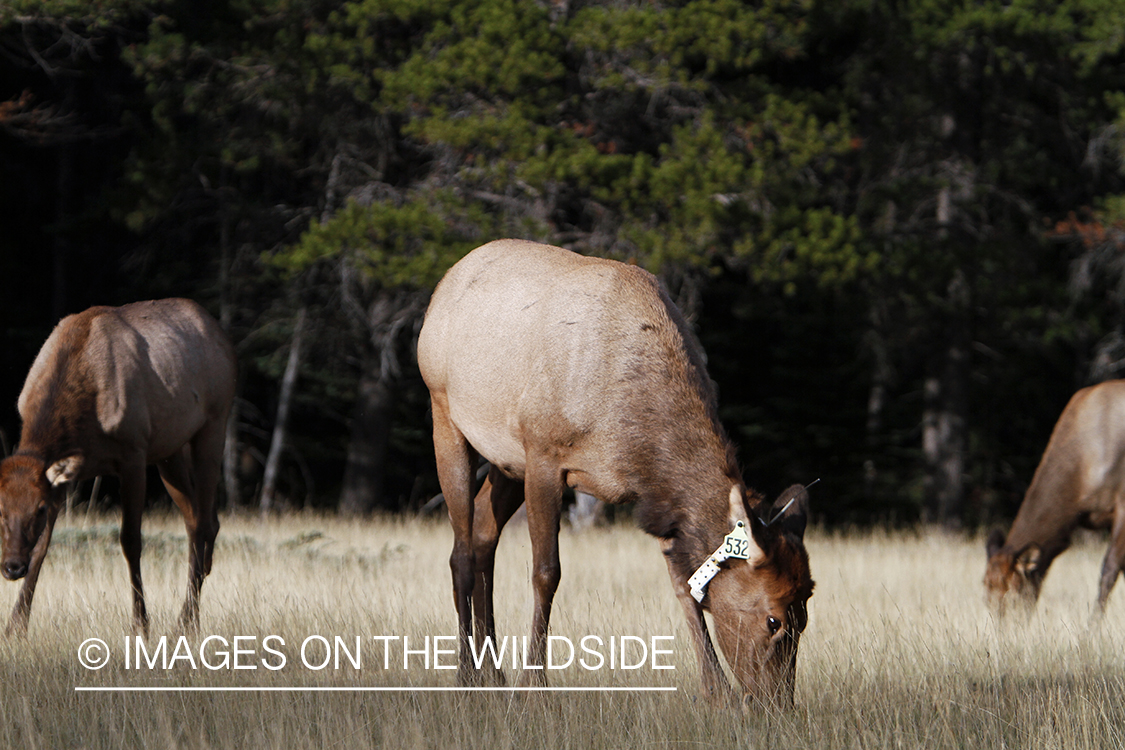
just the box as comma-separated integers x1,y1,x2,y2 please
661,539,733,701
5,504,60,636
119,461,149,635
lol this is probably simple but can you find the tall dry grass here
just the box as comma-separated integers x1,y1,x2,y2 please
0,510,1123,749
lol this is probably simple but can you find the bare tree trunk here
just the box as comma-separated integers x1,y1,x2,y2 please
922,139,972,525
218,204,241,507
567,491,604,531
863,372,888,500
338,356,393,515
864,191,899,501
223,400,241,507
219,198,233,332
863,300,892,501
923,272,970,527
260,307,307,514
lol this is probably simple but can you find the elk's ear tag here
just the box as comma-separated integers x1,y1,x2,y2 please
46,455,82,486
720,521,752,560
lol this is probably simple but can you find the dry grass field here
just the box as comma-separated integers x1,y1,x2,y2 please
1,509,1124,749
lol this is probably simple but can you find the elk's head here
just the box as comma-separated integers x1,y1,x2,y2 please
706,484,814,707
0,454,77,580
983,529,1042,617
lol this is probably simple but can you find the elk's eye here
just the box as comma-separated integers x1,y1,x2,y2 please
767,616,781,635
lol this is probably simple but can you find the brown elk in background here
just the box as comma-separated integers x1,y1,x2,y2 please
418,239,814,704
0,299,236,634
985,380,1125,617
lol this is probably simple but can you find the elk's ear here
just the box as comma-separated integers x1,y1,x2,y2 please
986,529,1006,559
1014,544,1041,576
727,485,750,526
46,455,83,486
729,486,766,565
769,484,810,540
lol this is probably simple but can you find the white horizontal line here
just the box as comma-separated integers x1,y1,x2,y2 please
75,686,677,693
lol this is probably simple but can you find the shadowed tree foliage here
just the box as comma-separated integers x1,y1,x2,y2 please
3,0,1125,523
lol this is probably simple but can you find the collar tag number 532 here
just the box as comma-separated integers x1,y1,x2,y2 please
721,522,751,561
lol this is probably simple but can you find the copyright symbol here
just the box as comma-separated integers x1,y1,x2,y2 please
78,638,110,670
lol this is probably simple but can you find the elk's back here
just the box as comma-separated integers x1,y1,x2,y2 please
418,239,715,488
17,298,236,462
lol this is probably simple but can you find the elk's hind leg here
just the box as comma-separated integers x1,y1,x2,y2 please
470,468,525,684
431,393,481,684
158,445,202,630
160,419,224,631
520,455,564,687
190,418,225,608
1097,504,1125,614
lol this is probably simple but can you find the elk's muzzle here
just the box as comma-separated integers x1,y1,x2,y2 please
2,558,28,581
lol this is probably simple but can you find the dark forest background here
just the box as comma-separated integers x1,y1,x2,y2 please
3,0,1125,527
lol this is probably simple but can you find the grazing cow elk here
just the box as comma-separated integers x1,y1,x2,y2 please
985,380,1125,616
0,299,236,634
417,239,814,704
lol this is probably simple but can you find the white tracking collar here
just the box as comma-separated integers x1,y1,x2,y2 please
687,521,753,603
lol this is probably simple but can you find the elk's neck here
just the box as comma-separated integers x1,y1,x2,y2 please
1005,466,1082,563
1008,488,1075,562
599,300,746,574
17,349,95,463
633,457,745,577
19,414,87,463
